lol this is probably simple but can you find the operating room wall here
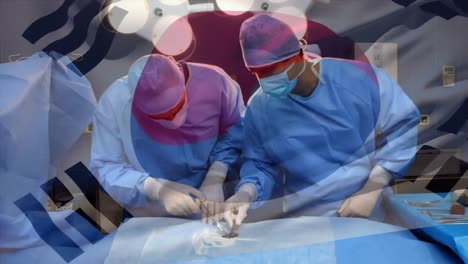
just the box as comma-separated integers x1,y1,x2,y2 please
1,0,467,196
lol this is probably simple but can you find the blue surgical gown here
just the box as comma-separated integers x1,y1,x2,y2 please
239,58,420,215
130,64,245,190
90,63,245,209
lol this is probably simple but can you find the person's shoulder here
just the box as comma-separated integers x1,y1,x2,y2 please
243,89,268,127
103,76,131,96
188,62,231,80
324,58,380,88
325,58,376,77
98,76,131,107
188,62,240,94
322,59,381,104
246,88,267,107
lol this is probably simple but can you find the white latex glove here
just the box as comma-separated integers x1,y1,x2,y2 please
199,161,228,224
338,166,392,218
144,177,206,216
222,183,257,228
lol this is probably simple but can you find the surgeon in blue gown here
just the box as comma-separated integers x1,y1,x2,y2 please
90,55,245,222
222,14,420,228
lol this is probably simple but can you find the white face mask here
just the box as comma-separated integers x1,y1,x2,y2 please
258,60,306,98
155,101,188,129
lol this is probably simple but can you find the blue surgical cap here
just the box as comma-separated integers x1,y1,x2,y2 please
240,14,301,68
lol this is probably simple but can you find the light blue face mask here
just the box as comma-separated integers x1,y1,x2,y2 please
258,60,306,98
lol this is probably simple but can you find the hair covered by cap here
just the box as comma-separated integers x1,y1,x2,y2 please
240,13,302,68
129,54,185,115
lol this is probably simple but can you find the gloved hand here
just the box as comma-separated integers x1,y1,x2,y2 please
199,161,228,224
144,177,206,216
222,183,257,228
338,166,392,218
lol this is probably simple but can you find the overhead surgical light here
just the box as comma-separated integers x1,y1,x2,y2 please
152,16,194,56
107,0,150,34
106,0,214,56
252,0,328,11
158,0,186,6
216,0,254,16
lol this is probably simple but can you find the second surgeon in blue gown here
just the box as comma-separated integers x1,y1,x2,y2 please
222,14,420,228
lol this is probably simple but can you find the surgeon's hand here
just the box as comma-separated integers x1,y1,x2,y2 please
222,183,257,228
144,177,206,216
338,166,392,218
199,162,227,224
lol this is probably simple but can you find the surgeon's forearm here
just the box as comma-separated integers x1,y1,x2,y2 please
237,183,258,202
373,66,419,178
368,165,393,189
206,161,229,182
92,161,150,206
210,118,244,168
374,119,419,176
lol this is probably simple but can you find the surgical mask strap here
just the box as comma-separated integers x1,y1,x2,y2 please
295,59,307,80
309,59,322,84
284,62,297,77
299,39,308,50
